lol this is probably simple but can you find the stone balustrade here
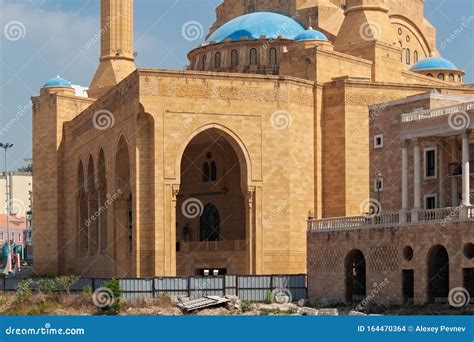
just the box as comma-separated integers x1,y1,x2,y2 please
401,101,474,123
308,206,474,232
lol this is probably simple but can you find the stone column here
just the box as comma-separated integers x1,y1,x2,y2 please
246,186,256,275
439,142,446,208
451,138,459,207
462,131,471,206
401,140,409,223
412,139,421,222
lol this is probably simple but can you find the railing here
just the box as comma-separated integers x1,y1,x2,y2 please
308,211,400,231
401,101,474,123
179,240,246,253
308,206,474,232
416,207,459,223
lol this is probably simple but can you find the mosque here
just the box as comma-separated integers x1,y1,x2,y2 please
32,0,473,305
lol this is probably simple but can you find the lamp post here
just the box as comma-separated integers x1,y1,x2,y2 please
1,143,14,274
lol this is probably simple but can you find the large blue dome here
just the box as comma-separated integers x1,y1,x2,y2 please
43,75,72,88
410,57,459,71
207,12,305,43
295,29,328,42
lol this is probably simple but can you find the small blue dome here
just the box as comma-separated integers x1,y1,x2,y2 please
43,75,72,88
410,57,459,72
295,29,328,42
207,12,305,43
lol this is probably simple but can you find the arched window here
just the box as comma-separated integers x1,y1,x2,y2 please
458,75,462,82
200,203,220,241
414,50,418,63
231,49,238,67
438,73,445,80
427,73,433,78
214,52,221,69
406,48,411,65
203,162,210,182
210,161,217,181
250,48,258,65
269,47,277,66
449,74,455,82
201,54,207,71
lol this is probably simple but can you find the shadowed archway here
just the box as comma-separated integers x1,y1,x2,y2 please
345,249,367,303
175,127,250,276
427,245,449,303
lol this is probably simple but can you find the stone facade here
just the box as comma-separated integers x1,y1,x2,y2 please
32,0,473,282
308,221,474,305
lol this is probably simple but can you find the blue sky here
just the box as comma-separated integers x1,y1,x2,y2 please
0,0,473,169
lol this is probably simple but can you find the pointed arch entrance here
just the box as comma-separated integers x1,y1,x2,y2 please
200,203,221,241
175,127,254,276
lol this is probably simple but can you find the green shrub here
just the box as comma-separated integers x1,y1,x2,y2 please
97,278,123,315
265,291,274,304
241,300,253,313
54,276,79,296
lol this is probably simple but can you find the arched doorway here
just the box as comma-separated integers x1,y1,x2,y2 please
345,249,367,303
427,245,449,303
200,203,220,241
114,136,133,277
176,128,249,276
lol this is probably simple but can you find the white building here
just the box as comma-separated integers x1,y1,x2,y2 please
0,172,32,218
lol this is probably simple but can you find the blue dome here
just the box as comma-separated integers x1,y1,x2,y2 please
43,75,72,88
410,57,459,72
207,12,305,42
295,29,328,42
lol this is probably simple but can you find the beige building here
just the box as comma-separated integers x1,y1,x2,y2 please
32,0,473,287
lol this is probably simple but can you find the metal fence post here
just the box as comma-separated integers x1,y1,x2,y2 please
187,277,191,298
152,278,156,298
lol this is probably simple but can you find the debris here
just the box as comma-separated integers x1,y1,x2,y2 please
349,310,367,316
257,303,298,313
317,308,339,316
176,296,230,312
224,295,241,311
297,307,319,316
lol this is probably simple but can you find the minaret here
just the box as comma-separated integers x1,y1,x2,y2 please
333,0,402,82
89,0,136,99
